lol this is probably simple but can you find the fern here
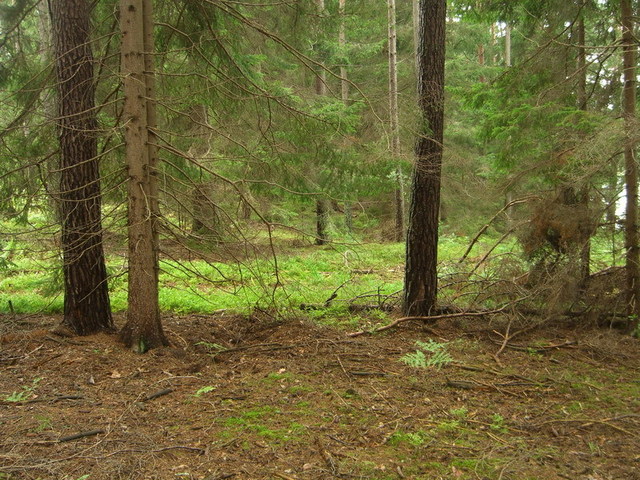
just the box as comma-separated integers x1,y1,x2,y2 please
399,350,427,368
400,341,453,370
425,349,453,370
415,339,446,353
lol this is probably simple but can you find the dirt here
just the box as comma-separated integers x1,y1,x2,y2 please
1,313,639,480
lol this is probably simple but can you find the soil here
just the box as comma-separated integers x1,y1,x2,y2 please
1,313,639,480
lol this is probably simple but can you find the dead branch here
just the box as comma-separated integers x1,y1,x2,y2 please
144,388,173,401
347,298,529,337
58,429,105,443
459,196,536,263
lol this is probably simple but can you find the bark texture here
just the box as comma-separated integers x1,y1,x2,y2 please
403,0,446,316
119,0,167,352
50,0,113,334
388,0,404,242
621,0,639,330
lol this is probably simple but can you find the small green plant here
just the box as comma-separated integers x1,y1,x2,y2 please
193,385,215,397
490,413,507,433
388,429,431,447
587,441,601,455
195,341,226,353
4,377,42,402
450,406,468,419
400,340,453,370
34,415,52,433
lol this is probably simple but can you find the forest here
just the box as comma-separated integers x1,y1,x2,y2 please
1,0,639,479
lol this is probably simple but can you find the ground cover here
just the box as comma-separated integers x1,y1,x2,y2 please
1,313,638,480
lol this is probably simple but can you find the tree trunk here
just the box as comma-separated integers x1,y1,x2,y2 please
504,24,512,67
403,0,447,316
412,0,419,60
119,0,167,352
314,0,329,245
339,0,353,234
339,0,349,103
315,199,329,245
622,0,639,331
388,0,404,242
50,0,113,335
477,43,485,82
576,9,590,286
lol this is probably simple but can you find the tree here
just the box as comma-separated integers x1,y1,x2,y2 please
119,0,168,352
403,0,447,316
50,0,113,334
621,0,639,331
314,0,330,246
388,0,404,242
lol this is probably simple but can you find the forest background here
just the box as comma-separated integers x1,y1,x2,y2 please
2,1,640,479
0,0,639,341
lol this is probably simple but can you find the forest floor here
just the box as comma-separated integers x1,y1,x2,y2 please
0,312,639,480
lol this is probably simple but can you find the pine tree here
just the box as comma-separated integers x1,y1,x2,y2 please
404,0,447,316
50,0,113,335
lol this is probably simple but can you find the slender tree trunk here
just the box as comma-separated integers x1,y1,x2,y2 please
339,0,349,104
622,0,639,331
504,24,512,67
404,0,447,316
412,0,419,60
50,0,113,335
315,199,330,246
576,9,591,286
338,0,354,233
119,0,167,351
477,43,486,82
314,0,329,245
388,0,404,242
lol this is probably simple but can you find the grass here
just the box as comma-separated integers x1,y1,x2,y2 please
0,215,627,317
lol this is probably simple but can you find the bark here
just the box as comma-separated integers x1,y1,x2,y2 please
50,0,113,335
119,0,167,352
339,0,353,234
388,0,404,241
504,24,512,67
621,0,639,330
477,43,485,82
314,0,329,245
315,199,330,245
403,0,447,316
412,0,419,60
577,9,590,285
338,0,349,103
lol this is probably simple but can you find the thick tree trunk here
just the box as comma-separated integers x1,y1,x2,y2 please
50,0,113,335
119,0,167,352
621,0,639,331
403,0,447,316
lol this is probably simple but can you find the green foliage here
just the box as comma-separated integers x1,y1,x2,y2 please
194,386,216,397
4,377,42,403
400,340,453,370
388,429,431,447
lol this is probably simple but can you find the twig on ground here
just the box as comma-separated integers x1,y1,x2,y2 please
347,298,530,337
59,429,105,443
144,388,173,401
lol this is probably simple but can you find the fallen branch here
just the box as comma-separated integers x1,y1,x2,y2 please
347,299,528,337
144,388,173,401
59,429,105,443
